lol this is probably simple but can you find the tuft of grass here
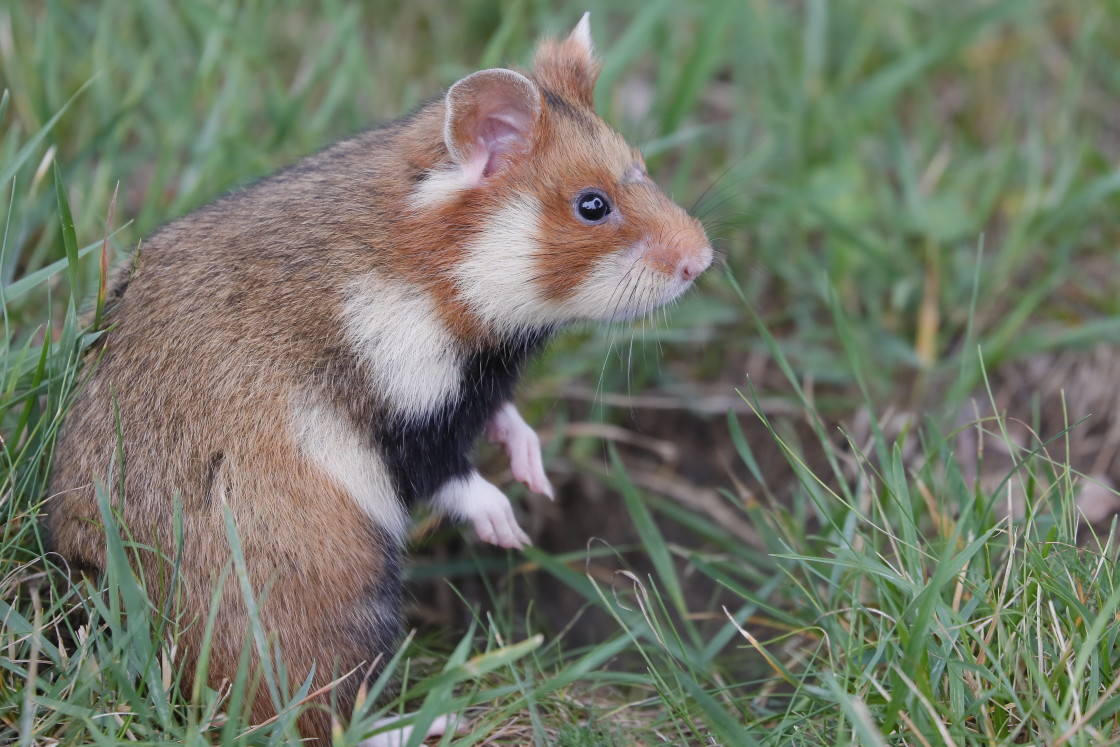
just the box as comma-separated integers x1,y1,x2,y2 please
718,316,1120,743
4,0,1120,744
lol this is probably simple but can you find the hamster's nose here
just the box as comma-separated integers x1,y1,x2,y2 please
646,231,713,283
678,245,713,282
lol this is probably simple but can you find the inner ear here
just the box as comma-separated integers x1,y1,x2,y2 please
444,69,542,184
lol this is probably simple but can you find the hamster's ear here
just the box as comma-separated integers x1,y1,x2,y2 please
444,68,542,184
532,12,600,108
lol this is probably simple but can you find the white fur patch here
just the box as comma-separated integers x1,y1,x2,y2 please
563,242,692,321
342,274,462,420
451,194,554,334
411,167,477,210
292,401,408,540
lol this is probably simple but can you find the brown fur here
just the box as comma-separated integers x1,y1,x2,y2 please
47,23,709,743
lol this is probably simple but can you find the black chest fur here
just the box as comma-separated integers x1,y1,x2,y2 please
373,331,548,506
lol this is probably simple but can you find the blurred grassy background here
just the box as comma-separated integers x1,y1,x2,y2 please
4,0,1120,743
5,0,1118,403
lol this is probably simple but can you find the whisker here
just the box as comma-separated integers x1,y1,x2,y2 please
690,152,750,215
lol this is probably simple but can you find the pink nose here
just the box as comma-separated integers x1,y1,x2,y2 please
678,250,711,282
672,242,713,283
646,237,713,282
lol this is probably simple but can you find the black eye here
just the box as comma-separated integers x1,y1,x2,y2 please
576,191,612,223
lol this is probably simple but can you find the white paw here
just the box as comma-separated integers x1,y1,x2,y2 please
486,401,554,499
432,472,531,549
361,713,459,747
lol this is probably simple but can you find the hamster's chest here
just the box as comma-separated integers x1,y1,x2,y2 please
372,332,547,505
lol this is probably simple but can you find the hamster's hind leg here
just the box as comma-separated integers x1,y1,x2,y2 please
200,469,406,744
263,518,404,743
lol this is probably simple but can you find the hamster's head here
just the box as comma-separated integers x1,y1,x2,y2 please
412,13,712,338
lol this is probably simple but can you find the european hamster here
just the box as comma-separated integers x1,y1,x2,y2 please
47,14,711,743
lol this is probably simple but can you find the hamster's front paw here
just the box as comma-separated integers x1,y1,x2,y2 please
462,478,532,549
433,472,531,549
486,401,554,499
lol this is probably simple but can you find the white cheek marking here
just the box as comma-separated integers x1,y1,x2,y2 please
292,401,408,541
452,194,552,334
343,274,462,420
557,244,681,321
561,250,645,320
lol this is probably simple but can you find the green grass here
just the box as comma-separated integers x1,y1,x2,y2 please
4,0,1120,744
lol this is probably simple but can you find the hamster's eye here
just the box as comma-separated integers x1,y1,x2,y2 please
576,191,612,223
